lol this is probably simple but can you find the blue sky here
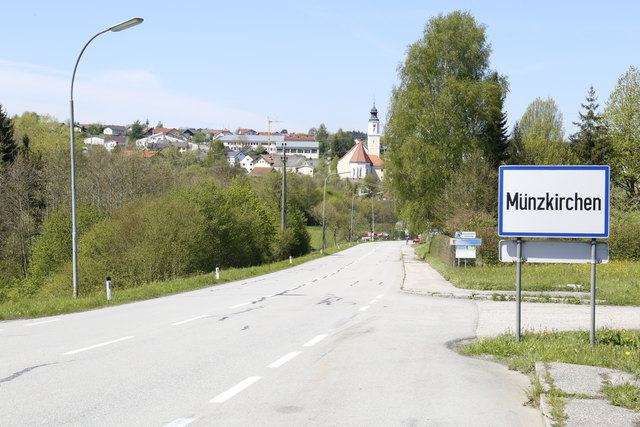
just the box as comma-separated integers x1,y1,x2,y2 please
1,1,638,136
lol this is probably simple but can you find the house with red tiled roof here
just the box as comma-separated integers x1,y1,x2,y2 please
152,128,178,135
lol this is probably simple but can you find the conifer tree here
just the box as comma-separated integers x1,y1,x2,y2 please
570,86,610,165
0,104,17,166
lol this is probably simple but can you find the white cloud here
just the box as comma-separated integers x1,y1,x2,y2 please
0,60,265,128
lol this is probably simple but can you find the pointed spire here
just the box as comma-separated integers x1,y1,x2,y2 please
369,100,378,121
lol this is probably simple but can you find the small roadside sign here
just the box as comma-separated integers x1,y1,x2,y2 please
455,231,476,238
449,238,482,246
499,240,609,264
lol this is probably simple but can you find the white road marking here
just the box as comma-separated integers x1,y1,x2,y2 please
358,305,370,312
376,294,384,299
172,315,209,326
25,318,60,327
211,376,262,403
229,302,250,309
64,336,134,355
303,334,328,347
163,418,195,427
369,299,378,304
267,352,301,368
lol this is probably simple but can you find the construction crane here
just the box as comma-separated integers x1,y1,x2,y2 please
267,117,282,155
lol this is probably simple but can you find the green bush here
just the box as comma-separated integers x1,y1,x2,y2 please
609,223,640,261
430,234,455,266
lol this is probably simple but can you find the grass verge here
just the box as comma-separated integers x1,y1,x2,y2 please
0,246,352,320
421,253,640,306
459,329,640,419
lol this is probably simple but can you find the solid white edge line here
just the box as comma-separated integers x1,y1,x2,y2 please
64,336,134,355
303,334,328,347
229,302,251,309
266,351,301,368
210,376,262,403
172,315,209,326
163,418,196,427
25,318,60,327
358,305,370,312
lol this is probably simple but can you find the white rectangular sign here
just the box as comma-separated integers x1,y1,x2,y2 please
456,245,476,259
498,166,610,238
499,240,609,264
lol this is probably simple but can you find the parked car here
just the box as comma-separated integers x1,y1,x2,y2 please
412,237,420,243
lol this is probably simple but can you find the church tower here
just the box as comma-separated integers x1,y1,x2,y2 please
367,102,381,156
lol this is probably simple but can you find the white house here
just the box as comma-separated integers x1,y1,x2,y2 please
103,125,126,136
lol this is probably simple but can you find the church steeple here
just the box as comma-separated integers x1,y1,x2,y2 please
367,101,381,156
369,101,379,121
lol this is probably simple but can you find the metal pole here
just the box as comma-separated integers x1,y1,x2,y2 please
69,18,143,299
371,196,374,241
322,174,330,252
281,143,287,230
590,238,597,347
516,237,522,342
350,193,356,244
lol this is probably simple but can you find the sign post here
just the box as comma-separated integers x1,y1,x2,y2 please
498,166,610,345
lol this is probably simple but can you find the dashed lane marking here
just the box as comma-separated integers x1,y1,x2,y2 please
211,376,262,403
64,336,134,355
266,352,301,368
163,418,195,427
303,334,328,347
172,315,210,326
25,319,60,327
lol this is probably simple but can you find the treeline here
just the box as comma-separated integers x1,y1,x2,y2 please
0,110,396,300
386,11,640,238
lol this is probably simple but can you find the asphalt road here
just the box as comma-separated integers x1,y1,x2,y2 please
0,241,542,426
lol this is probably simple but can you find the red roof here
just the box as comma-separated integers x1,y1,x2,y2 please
250,167,272,176
121,150,160,158
152,128,176,134
350,142,372,164
285,135,315,141
369,154,383,167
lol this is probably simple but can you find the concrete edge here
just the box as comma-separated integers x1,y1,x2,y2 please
535,362,561,427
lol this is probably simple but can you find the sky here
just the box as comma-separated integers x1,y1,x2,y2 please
1,1,639,136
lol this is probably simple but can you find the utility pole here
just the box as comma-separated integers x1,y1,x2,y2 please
281,141,287,230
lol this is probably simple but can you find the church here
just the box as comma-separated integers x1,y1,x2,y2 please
337,103,384,180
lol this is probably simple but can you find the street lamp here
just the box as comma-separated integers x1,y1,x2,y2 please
69,18,143,298
321,171,349,252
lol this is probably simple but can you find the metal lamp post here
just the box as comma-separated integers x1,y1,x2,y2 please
69,18,143,298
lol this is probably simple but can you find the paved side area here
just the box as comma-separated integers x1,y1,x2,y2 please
400,244,640,427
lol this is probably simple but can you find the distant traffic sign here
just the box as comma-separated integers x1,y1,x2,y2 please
449,238,482,246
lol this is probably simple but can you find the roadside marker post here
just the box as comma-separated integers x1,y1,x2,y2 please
106,276,112,301
498,166,610,346
215,266,220,280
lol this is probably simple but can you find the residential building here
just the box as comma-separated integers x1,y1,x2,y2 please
103,125,126,136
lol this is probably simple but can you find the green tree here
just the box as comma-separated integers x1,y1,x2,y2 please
0,104,17,166
315,123,329,155
604,66,640,206
87,123,103,135
385,11,504,228
518,97,573,165
570,86,611,165
128,120,145,142
325,129,354,159
478,72,509,167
